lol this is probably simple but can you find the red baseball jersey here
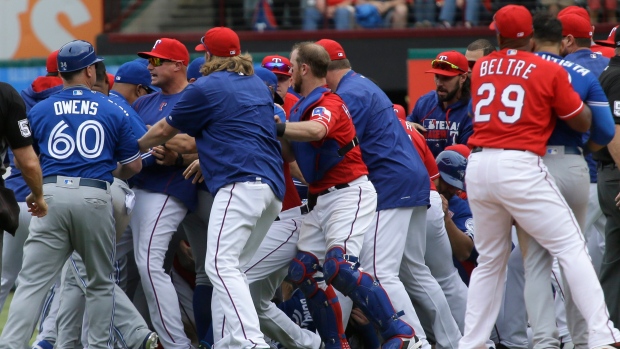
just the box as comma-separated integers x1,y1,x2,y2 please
283,92,299,120
591,44,615,59
399,119,439,191
281,161,302,211
308,93,368,194
468,49,584,156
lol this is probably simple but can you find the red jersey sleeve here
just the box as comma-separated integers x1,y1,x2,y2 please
552,68,584,120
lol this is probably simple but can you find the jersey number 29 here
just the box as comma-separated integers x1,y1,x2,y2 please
48,120,105,159
474,83,525,124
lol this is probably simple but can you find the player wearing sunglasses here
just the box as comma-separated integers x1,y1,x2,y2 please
130,38,198,349
407,50,473,158
261,55,300,118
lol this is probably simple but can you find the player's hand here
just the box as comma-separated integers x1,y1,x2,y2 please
183,159,204,184
406,121,426,134
151,146,178,166
26,193,48,218
440,194,449,216
350,307,370,325
274,115,282,124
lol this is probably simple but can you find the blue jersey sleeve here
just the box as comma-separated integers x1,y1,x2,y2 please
166,84,210,137
586,77,615,145
115,115,141,164
406,99,422,122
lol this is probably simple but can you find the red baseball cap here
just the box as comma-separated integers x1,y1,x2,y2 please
445,144,471,158
262,55,292,77
393,104,407,120
489,5,533,39
315,39,347,61
138,38,190,66
107,73,115,89
426,51,468,77
558,14,593,38
558,5,590,22
595,25,619,47
46,50,59,74
196,27,241,57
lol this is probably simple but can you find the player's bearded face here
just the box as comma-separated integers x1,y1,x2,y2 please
292,68,302,94
436,76,461,103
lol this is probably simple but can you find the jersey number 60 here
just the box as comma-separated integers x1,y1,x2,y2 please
48,120,105,160
474,83,525,124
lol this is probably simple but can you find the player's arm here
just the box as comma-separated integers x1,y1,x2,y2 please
585,80,615,152
138,118,180,153
112,157,142,180
606,126,620,166
278,120,327,142
163,134,197,154
442,195,474,261
12,146,46,217
554,70,591,133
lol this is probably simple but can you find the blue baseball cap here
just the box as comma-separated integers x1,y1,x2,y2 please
187,56,205,81
254,66,278,91
114,61,155,93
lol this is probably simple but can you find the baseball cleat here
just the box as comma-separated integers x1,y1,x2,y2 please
31,340,54,349
141,332,159,349
382,335,423,349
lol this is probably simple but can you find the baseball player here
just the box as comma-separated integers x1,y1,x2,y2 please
399,119,470,336
0,50,62,313
494,13,616,349
138,27,285,349
279,42,419,349
261,55,299,116
198,66,320,349
187,56,206,83
407,50,473,157
463,5,620,349
0,40,142,348
316,39,461,349
130,37,198,349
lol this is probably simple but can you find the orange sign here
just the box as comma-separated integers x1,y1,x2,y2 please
407,59,437,114
1,0,102,60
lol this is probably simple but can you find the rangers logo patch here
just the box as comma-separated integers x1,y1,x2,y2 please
312,107,332,123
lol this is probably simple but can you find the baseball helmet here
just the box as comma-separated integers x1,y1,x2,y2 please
57,40,103,73
436,150,467,191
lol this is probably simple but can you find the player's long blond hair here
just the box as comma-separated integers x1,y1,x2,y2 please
200,53,254,76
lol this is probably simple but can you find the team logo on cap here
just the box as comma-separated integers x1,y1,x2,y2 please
438,55,448,60
272,58,282,63
60,62,67,70
153,40,162,49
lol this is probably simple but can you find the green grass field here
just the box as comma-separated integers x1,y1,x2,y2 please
0,292,39,345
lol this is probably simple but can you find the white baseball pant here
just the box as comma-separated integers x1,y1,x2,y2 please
461,149,620,349
206,181,281,349
130,188,190,349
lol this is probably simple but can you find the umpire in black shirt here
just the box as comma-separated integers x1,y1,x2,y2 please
596,28,620,325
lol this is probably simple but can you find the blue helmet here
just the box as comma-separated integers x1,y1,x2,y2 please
187,56,205,81
57,40,103,73
436,150,467,191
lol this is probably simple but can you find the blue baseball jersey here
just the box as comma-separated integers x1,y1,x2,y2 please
537,52,614,183
6,78,63,201
165,71,285,199
448,195,478,286
108,91,156,168
28,87,140,183
564,49,612,183
407,91,473,157
336,70,429,209
565,49,610,78
132,90,198,210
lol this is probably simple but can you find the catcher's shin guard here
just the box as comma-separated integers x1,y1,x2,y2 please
323,247,416,347
288,251,350,349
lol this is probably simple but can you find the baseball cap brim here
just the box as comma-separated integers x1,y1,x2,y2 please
195,44,206,52
489,21,497,31
426,68,462,77
595,39,616,47
137,51,175,60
